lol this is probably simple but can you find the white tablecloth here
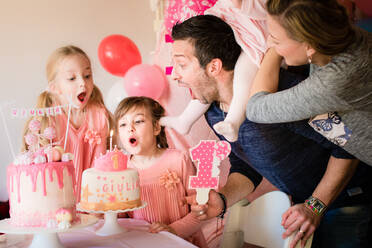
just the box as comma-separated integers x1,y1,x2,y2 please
0,218,197,248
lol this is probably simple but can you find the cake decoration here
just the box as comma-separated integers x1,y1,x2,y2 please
93,147,128,172
46,219,58,228
5,101,78,228
62,152,74,162
43,126,56,142
55,208,73,229
28,119,41,133
79,148,141,211
24,133,38,151
188,140,231,204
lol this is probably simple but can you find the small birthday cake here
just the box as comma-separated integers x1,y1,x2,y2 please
79,148,141,211
6,120,77,229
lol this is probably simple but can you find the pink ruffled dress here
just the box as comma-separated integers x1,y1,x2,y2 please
128,149,207,248
54,105,109,202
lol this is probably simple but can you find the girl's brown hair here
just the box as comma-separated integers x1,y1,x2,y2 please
266,0,356,55
22,45,113,151
114,96,168,149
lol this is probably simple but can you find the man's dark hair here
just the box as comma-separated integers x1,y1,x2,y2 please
172,15,241,71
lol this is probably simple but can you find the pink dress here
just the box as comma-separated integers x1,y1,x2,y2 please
54,105,109,202
206,0,268,67
128,149,207,248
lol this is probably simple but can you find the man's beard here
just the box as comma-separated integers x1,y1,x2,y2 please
196,71,218,105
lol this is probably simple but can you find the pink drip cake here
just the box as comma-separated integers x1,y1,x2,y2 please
79,148,141,211
7,153,77,228
6,120,77,229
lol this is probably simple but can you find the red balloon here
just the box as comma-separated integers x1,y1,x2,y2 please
355,0,372,17
123,64,167,100
98,34,142,77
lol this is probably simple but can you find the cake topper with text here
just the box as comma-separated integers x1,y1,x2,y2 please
1,94,77,164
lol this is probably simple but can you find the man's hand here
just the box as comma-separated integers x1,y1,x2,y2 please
184,173,255,220
282,203,321,248
185,190,224,221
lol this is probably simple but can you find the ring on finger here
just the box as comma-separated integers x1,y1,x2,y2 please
199,210,204,215
299,229,305,234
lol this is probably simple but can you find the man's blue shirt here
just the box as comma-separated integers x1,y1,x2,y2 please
205,69,372,208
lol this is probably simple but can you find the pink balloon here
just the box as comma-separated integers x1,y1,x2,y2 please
123,64,167,100
164,0,217,34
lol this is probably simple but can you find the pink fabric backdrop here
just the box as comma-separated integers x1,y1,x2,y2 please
164,0,218,34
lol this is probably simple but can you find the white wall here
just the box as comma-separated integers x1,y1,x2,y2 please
0,0,156,201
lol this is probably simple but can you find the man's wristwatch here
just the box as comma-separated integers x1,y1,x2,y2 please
216,192,227,219
304,196,327,216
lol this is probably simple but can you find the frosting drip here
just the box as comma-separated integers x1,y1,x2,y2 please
7,161,75,203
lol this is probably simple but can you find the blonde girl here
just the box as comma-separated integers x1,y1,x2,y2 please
22,45,113,202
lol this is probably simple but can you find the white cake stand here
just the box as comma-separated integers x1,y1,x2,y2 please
77,202,147,236
0,213,98,248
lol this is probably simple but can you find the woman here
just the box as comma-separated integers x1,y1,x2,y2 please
246,0,372,166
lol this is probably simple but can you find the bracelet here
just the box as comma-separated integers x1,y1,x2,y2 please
216,192,227,219
304,196,327,216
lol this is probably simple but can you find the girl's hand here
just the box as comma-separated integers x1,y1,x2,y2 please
148,222,177,235
282,203,321,248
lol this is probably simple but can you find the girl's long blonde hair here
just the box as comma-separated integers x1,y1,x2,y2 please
21,45,113,151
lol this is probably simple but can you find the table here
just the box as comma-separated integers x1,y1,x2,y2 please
0,218,197,248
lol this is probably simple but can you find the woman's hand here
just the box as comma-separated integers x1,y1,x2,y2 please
282,203,322,248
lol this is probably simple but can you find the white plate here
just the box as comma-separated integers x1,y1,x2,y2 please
0,214,98,234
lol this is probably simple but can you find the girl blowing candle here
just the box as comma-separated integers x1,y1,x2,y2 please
114,96,207,247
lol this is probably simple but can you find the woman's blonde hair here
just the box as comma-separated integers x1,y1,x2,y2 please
114,96,168,149
22,45,113,151
266,0,356,55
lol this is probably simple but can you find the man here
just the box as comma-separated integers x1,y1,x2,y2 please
170,15,372,248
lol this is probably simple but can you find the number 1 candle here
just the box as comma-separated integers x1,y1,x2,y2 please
189,140,231,204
